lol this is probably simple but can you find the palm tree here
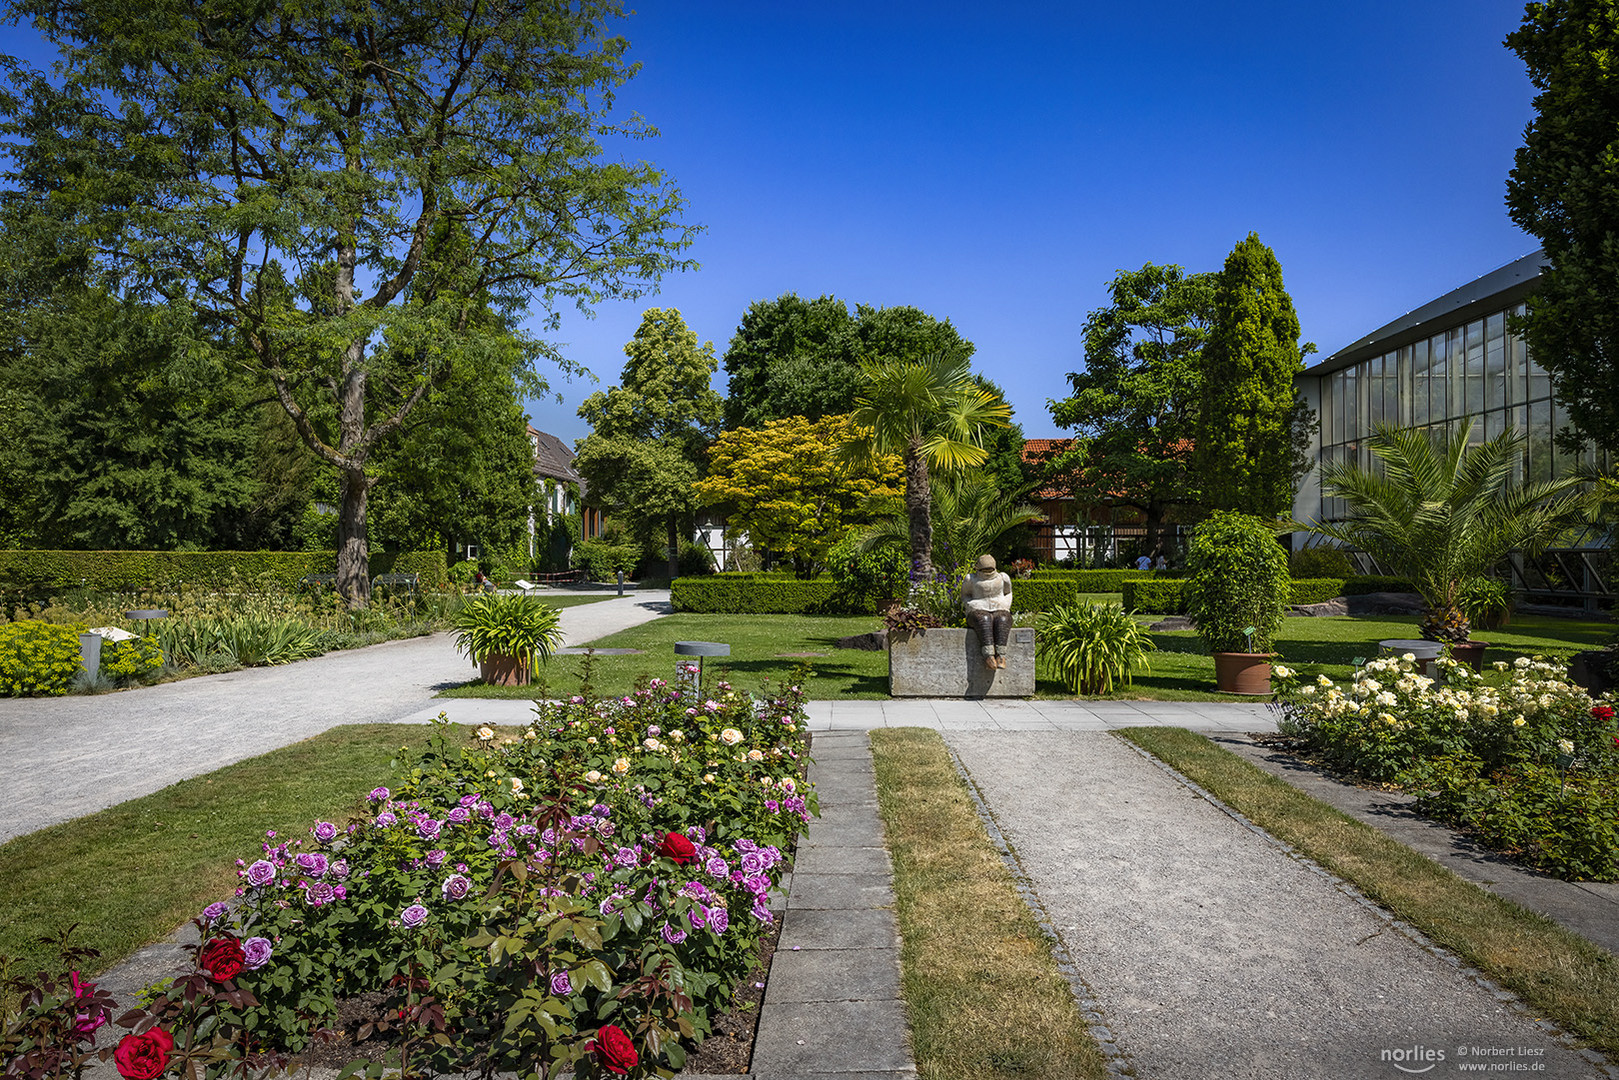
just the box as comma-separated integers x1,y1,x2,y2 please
844,352,1012,579
857,472,1043,574
1311,421,1586,642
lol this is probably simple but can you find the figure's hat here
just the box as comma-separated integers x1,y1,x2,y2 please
974,554,996,572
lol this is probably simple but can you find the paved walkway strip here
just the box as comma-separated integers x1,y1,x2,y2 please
751,730,915,1080
947,730,1607,1080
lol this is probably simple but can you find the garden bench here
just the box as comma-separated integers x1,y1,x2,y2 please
371,572,419,594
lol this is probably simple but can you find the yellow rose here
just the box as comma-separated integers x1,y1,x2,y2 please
720,728,744,746
585,770,603,783
612,757,631,775
747,749,764,762
476,725,495,742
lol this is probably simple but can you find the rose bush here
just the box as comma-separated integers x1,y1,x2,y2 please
1275,653,1619,879
147,676,818,1078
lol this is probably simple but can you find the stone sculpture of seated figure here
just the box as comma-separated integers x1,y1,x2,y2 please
960,553,1013,670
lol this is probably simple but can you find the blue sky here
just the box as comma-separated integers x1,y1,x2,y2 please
4,2,1543,445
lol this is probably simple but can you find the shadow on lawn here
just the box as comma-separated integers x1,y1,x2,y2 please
712,656,888,698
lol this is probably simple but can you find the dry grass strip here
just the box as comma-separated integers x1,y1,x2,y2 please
870,727,1110,1080
1119,726,1619,1059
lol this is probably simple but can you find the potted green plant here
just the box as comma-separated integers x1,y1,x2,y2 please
1182,511,1290,695
450,594,564,687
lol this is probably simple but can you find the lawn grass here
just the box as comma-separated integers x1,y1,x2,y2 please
869,728,1109,1080
1117,726,1619,1058
438,613,891,700
0,723,495,981
434,606,1609,703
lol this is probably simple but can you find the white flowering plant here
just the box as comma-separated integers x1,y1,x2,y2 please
1274,654,1619,879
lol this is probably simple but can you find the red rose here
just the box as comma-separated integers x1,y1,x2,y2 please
199,936,245,982
1592,704,1615,722
114,1028,174,1080
658,831,696,865
589,1024,639,1075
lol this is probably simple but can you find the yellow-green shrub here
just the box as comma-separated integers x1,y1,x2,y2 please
102,634,164,680
0,620,83,696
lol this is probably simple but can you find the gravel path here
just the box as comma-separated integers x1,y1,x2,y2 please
0,592,670,843
948,731,1605,1080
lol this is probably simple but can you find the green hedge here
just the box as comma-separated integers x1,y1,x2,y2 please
0,550,448,594
670,575,863,615
1009,579,1079,613
1029,569,1182,591
1123,578,1186,614
1122,575,1421,615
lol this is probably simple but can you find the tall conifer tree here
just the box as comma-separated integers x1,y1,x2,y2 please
1193,234,1315,519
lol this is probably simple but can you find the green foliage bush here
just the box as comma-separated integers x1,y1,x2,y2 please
1030,568,1179,590
1183,512,1290,653
101,634,164,681
1289,546,1355,578
1122,578,1184,614
1038,602,1156,694
1277,656,1619,880
447,558,480,586
573,538,641,581
1289,578,1349,606
678,539,716,577
1342,574,1417,595
1007,579,1079,613
825,533,908,612
0,549,448,596
670,575,854,615
0,620,82,696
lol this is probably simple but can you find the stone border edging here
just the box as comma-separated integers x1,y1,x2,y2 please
1114,732,1619,1080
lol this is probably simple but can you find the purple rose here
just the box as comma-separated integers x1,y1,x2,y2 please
459,793,480,808
244,860,276,887
661,922,687,944
305,881,336,906
495,813,517,831
375,811,398,828
294,852,328,877
765,799,780,812
441,873,472,901
708,905,729,934
312,821,339,842
614,846,639,868
242,937,273,970
399,904,429,928
331,859,350,880
446,807,470,824
705,855,728,878
202,901,231,924
745,874,770,897
417,818,443,840
751,898,773,924
740,851,766,875
550,970,573,996
425,849,447,867
591,803,611,818
333,884,348,900
690,903,708,930
599,896,618,916
368,787,390,802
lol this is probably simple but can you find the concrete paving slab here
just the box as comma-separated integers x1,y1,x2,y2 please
753,1071,915,1080
784,873,895,911
796,817,888,850
762,947,902,1003
792,844,892,878
750,1000,913,1074
778,906,903,951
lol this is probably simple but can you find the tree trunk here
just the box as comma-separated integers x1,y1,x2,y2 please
666,514,679,581
905,440,932,581
337,465,371,608
1143,502,1162,558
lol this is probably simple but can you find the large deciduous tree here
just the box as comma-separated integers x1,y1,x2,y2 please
0,0,694,603
1505,0,1619,455
1047,263,1216,551
696,414,903,575
573,308,723,579
1193,234,1316,520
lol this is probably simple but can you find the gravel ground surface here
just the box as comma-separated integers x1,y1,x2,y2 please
947,730,1605,1080
0,592,671,843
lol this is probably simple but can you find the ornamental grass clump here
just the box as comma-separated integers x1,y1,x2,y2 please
1274,655,1619,880
451,594,564,671
45,678,818,1078
1038,602,1155,695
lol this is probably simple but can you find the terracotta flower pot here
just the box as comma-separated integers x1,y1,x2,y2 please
1212,651,1273,695
479,653,530,687
1450,640,1488,672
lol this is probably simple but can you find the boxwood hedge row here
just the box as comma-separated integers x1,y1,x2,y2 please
0,549,448,594
1122,575,1419,615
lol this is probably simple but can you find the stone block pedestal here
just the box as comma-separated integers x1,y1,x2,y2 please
888,626,1035,697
